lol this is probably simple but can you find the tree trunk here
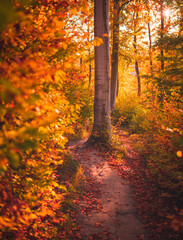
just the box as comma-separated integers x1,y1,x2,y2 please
148,22,153,74
111,0,119,111
87,3,92,84
110,0,133,110
86,0,111,145
133,13,141,97
178,2,183,35
89,63,92,84
160,2,164,71
80,57,83,66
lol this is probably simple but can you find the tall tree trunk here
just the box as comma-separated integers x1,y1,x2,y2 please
134,35,141,96
86,0,111,145
160,2,164,70
133,12,141,97
148,22,153,74
87,1,92,84
111,0,119,111
88,25,92,84
89,63,92,84
178,2,183,35
110,0,133,110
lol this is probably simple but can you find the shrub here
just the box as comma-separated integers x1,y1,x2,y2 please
112,92,140,127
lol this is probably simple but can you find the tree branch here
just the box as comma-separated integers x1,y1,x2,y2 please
118,0,134,14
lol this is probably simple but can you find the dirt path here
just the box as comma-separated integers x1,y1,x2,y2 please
69,134,148,240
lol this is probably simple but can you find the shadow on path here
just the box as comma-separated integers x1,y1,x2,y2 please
69,138,148,240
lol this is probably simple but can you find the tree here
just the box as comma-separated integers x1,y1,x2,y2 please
133,11,141,97
110,0,133,110
160,1,165,71
86,0,111,145
148,22,153,74
111,0,120,111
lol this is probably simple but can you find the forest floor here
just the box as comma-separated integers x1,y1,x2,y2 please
68,128,180,240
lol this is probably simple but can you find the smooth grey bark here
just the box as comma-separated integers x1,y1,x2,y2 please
87,0,111,144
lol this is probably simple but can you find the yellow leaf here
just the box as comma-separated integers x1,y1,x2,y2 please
62,42,67,50
51,190,56,196
72,8,78,15
75,104,81,111
64,62,72,68
29,213,37,220
38,126,48,134
52,182,59,187
70,105,74,112
93,37,103,47
103,33,109,37
52,203,60,211
0,217,15,228
19,217,28,224
37,207,48,217
0,158,8,171
55,20,66,29
57,160,63,165
55,70,66,83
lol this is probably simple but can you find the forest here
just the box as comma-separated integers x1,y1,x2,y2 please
0,0,182,239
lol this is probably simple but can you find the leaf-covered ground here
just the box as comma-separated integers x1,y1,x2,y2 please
68,128,183,240
69,142,146,239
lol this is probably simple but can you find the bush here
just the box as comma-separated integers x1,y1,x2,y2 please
112,92,140,127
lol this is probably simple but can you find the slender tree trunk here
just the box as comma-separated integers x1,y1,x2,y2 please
134,35,141,96
110,0,133,110
88,27,92,84
133,12,141,97
160,2,164,70
111,0,119,111
89,63,92,84
178,3,183,35
148,22,153,74
86,0,111,145
87,3,92,84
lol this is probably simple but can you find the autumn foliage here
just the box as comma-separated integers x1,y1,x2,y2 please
0,0,91,238
0,0,183,239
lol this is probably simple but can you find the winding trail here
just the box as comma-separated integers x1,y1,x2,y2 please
69,133,147,240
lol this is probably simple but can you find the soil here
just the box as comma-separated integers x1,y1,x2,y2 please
68,133,148,240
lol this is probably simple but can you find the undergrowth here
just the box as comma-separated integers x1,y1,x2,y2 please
112,93,183,237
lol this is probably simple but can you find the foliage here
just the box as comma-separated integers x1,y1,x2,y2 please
112,89,141,127
125,97,183,223
0,0,91,238
0,0,183,238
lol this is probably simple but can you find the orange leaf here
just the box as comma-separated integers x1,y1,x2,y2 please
103,33,109,37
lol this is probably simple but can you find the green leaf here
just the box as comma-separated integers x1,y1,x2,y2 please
0,79,20,103
6,150,20,169
17,140,37,150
